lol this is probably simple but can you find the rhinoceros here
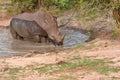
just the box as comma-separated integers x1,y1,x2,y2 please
10,18,49,43
13,10,65,45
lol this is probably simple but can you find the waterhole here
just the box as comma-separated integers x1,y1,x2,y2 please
0,27,89,57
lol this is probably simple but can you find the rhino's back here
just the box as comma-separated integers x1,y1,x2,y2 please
13,10,58,34
14,13,35,21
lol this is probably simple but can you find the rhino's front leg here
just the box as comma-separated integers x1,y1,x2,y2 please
34,35,41,43
17,35,24,40
45,37,50,44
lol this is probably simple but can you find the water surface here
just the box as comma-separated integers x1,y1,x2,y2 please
0,28,89,57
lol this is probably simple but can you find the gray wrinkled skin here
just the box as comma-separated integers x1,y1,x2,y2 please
10,18,48,43
13,10,64,45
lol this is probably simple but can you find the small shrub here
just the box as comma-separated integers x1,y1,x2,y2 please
9,0,120,14
112,24,120,39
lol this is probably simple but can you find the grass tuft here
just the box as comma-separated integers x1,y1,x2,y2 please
57,75,77,80
33,57,120,75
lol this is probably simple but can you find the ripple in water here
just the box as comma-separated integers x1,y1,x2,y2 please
59,27,89,48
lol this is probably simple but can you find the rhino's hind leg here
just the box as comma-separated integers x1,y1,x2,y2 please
10,28,23,40
10,27,18,39
45,37,50,44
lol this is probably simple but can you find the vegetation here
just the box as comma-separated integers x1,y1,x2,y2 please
57,75,77,80
8,0,120,14
0,57,120,79
32,57,120,75
8,0,120,38
0,1,120,80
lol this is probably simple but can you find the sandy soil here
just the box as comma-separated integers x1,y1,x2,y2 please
0,19,120,80
0,19,10,26
0,39,120,80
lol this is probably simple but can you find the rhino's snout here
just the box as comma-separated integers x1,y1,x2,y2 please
49,33,65,46
56,36,64,46
57,42,63,46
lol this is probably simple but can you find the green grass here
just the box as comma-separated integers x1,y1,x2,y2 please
1,59,117,80
75,41,97,49
57,75,77,80
97,66,120,75
32,57,120,75
58,62,80,71
75,4,100,22
33,61,81,74
81,59,104,67
9,68,21,75
0,6,2,10
33,64,58,74
111,76,120,79
74,44,85,48
81,58,120,75
7,67,22,80
1,57,120,80
5,76,17,80
0,67,22,80
112,25,120,39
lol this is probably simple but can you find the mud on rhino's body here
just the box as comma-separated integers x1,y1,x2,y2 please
13,10,64,45
10,18,49,43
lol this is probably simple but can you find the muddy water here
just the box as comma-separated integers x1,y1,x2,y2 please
0,28,89,57
60,27,89,48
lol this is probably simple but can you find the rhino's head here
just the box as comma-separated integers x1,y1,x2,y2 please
47,16,65,46
49,33,65,46
43,14,65,46
57,34,65,45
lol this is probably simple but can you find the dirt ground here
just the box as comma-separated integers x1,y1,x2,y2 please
0,19,120,80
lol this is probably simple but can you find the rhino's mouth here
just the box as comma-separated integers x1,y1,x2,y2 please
49,38,63,46
57,42,63,46
54,41,63,46
48,34,63,46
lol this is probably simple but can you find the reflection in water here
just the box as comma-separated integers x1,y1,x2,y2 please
0,28,89,57
11,39,55,51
